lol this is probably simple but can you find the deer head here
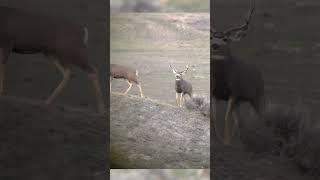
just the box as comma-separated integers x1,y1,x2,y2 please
170,63,189,80
211,0,255,59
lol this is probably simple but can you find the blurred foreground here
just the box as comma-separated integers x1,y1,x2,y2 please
110,169,209,180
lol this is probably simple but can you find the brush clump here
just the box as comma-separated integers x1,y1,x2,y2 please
184,95,210,117
240,101,320,176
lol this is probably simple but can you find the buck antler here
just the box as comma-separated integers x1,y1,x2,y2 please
169,62,178,74
213,0,255,41
181,64,190,74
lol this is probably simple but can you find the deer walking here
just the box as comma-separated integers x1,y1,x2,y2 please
212,0,265,145
110,63,144,98
0,6,105,114
170,63,192,107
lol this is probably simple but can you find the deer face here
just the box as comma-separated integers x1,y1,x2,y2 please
170,63,189,81
173,71,184,80
211,0,255,60
211,30,230,59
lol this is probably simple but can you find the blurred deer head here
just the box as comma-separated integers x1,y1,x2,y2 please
211,0,255,59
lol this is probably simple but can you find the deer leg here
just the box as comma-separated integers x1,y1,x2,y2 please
212,97,223,142
123,80,133,95
181,93,187,107
137,83,144,98
44,60,71,106
224,96,236,145
0,63,5,96
230,107,240,140
0,47,10,96
179,93,184,108
110,77,112,93
87,67,105,114
175,92,179,106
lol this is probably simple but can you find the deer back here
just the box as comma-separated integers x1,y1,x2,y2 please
0,6,86,53
110,64,138,84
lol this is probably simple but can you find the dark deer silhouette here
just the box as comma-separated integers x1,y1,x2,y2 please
110,63,144,98
0,6,105,114
212,0,265,144
170,63,192,107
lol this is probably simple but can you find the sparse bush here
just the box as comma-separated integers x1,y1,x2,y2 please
240,99,320,176
292,128,320,176
240,105,281,154
185,95,210,117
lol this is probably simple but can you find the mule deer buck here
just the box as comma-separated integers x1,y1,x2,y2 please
0,6,105,114
110,63,144,98
212,0,265,144
170,63,192,107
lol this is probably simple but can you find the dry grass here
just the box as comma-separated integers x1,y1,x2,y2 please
185,95,210,117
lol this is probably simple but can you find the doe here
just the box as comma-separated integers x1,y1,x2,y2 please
110,63,144,98
0,6,105,114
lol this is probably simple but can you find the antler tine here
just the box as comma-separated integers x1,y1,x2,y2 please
182,64,190,73
169,62,177,73
222,0,255,36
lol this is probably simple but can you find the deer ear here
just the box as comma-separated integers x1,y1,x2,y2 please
172,69,176,74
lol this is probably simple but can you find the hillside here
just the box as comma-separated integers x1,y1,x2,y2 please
110,93,210,168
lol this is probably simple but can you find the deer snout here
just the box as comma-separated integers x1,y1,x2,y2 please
175,74,182,79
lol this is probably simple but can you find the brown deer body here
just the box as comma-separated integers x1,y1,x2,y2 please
110,63,144,97
0,6,105,114
212,0,265,144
